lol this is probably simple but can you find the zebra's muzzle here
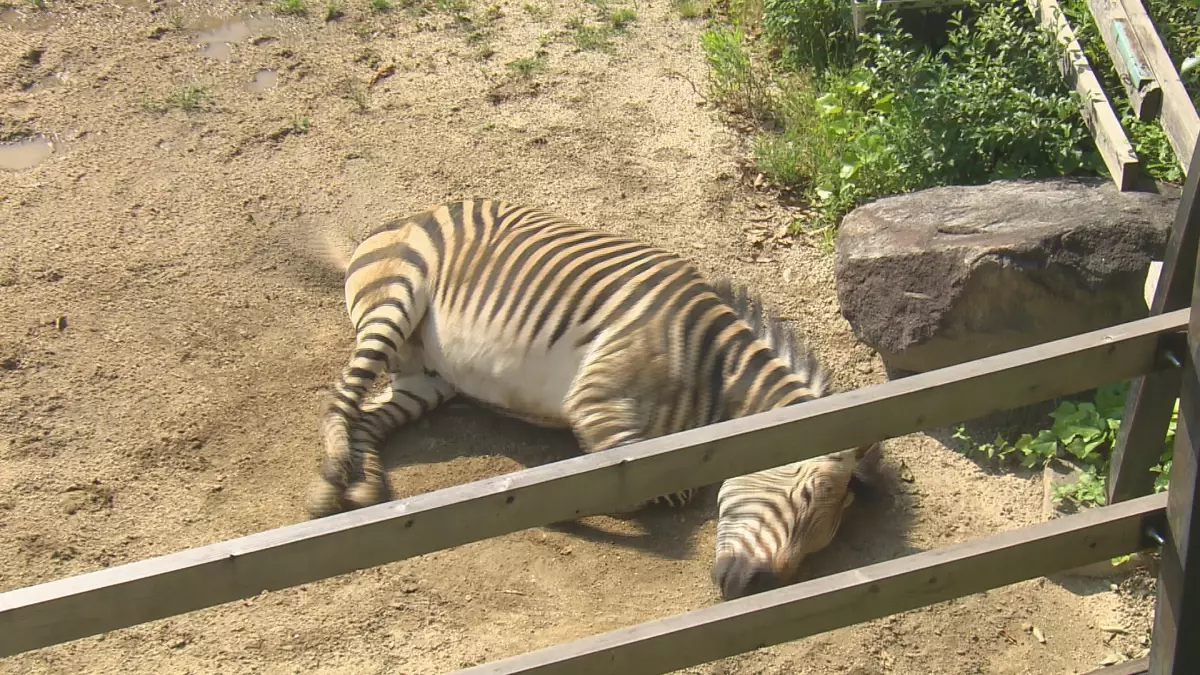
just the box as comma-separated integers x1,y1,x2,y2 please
712,555,780,600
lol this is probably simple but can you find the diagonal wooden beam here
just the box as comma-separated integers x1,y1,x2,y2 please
1146,246,1200,674
1028,0,1142,190
1108,136,1200,504
1088,0,1162,121
1116,0,1199,174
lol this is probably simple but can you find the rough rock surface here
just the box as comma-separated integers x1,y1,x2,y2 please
835,178,1178,375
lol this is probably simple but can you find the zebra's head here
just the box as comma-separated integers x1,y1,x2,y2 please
712,442,882,600
705,278,883,599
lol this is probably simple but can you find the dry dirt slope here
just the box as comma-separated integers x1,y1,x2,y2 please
0,0,1159,673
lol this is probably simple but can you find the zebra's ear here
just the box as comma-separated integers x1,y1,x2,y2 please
847,442,885,504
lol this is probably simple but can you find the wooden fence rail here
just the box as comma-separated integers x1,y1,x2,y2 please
1108,138,1200,503
1145,269,1200,673
454,492,1168,675
0,309,1188,658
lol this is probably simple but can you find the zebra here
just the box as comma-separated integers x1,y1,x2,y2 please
305,198,882,600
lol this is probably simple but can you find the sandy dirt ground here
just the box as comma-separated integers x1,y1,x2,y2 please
0,1,1162,673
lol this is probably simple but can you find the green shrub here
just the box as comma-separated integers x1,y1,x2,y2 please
701,26,772,119
1125,115,1185,184
760,0,854,73
770,63,923,227
746,0,1101,227
868,6,1099,183
274,0,307,15
609,6,636,28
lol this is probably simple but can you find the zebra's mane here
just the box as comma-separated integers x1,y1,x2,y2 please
709,277,830,399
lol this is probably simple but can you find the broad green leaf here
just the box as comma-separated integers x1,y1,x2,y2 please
1029,440,1058,458
1066,437,1090,459
815,93,841,116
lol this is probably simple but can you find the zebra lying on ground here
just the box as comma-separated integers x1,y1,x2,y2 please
306,198,882,600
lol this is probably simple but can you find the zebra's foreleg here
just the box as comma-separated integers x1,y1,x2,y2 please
307,372,456,518
563,347,697,515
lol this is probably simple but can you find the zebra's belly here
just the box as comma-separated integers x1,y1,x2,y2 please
418,315,587,428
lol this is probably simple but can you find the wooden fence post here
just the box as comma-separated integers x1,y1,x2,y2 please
1108,141,1200,504
1146,241,1200,674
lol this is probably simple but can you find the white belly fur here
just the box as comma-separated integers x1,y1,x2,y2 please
418,312,587,427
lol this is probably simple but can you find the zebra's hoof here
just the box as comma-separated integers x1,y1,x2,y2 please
650,490,695,509
304,479,348,519
344,477,391,511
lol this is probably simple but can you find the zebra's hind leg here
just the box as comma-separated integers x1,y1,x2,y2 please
306,372,456,518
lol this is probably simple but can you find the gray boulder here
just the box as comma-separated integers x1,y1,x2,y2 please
834,178,1177,376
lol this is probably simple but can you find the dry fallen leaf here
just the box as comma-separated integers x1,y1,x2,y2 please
370,62,396,87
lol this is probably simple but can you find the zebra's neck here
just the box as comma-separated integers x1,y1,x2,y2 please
714,327,824,422
706,278,828,423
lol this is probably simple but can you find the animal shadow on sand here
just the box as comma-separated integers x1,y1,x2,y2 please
372,399,921,583
374,399,704,562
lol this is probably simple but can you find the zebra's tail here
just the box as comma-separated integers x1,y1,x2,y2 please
304,224,354,276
